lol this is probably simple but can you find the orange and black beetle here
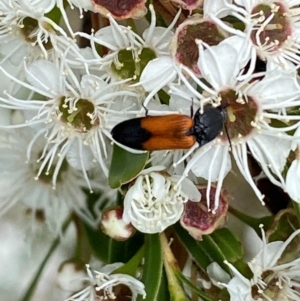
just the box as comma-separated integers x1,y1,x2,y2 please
111,105,227,151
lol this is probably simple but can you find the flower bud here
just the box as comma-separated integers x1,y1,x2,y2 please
91,0,147,20
101,207,136,241
170,15,230,76
180,185,229,240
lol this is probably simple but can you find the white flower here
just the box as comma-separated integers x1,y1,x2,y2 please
76,5,180,100
0,0,81,98
1,61,135,186
0,59,138,189
76,13,144,75
169,40,300,210
65,264,146,301
139,1,235,108
0,127,96,233
122,166,201,233
0,0,68,60
210,0,300,70
221,227,300,301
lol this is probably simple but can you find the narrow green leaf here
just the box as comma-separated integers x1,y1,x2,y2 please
109,144,148,189
175,224,243,275
157,267,170,301
174,223,211,271
112,245,145,277
209,228,243,263
210,229,253,278
233,259,253,279
200,235,230,274
137,234,163,301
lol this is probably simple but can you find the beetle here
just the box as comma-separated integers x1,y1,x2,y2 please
111,105,228,151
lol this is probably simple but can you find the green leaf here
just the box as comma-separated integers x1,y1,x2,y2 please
208,228,252,278
137,234,163,301
157,267,170,301
209,228,243,263
174,223,212,271
108,144,148,189
175,224,245,275
200,235,230,274
112,245,145,277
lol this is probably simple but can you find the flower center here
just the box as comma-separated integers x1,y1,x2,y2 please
250,2,292,55
95,283,132,300
174,20,230,75
20,17,52,50
58,97,99,132
219,89,258,142
92,0,145,18
111,47,156,82
251,270,283,300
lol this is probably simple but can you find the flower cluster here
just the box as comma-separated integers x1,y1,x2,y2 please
2,0,300,300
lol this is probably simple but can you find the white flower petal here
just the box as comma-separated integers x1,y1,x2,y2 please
26,60,61,92
66,140,98,171
139,57,176,91
175,177,201,202
30,0,56,12
80,74,108,98
248,133,290,176
142,27,173,51
123,171,187,233
204,0,233,18
226,276,252,301
191,145,231,182
252,241,284,270
207,262,231,285
198,42,239,90
286,159,300,202
249,70,300,106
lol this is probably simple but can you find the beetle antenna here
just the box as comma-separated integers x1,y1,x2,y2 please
224,123,232,151
142,103,149,116
218,103,232,151
190,98,194,117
